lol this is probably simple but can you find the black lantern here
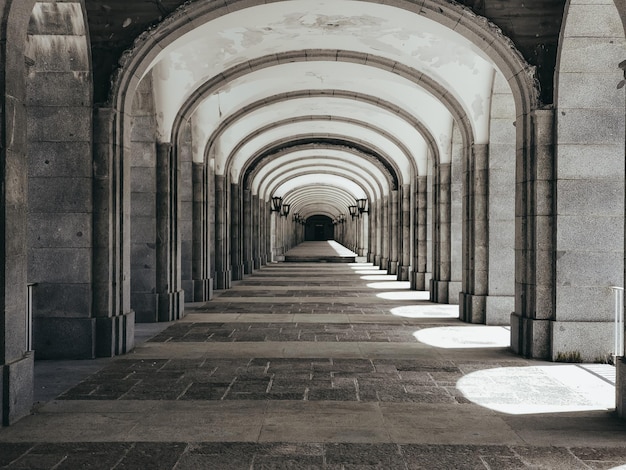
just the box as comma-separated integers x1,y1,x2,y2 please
357,198,368,214
348,205,359,219
281,203,291,217
271,196,283,212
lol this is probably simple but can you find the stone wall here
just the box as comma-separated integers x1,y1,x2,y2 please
26,2,94,359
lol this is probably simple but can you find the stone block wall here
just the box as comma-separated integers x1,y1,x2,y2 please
26,2,94,359
130,73,158,323
553,0,625,360
486,73,516,325
180,124,194,301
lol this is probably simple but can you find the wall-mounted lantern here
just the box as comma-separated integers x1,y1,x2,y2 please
271,196,283,212
349,205,359,219
357,198,369,214
280,203,291,217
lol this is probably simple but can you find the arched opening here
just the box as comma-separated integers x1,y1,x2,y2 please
305,215,335,242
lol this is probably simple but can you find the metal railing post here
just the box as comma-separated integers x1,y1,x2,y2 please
611,286,624,357
26,283,36,351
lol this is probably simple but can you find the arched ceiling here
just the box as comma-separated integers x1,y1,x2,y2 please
94,0,559,218
87,0,567,106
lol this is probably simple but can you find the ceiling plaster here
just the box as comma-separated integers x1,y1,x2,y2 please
133,0,520,214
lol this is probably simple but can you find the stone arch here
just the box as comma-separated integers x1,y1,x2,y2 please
102,0,542,354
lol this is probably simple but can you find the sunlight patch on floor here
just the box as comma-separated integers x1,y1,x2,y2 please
457,364,616,415
390,304,458,318
413,326,510,348
366,281,411,290
360,274,396,280
376,291,431,300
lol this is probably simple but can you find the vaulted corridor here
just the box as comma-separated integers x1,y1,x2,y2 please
1,244,624,468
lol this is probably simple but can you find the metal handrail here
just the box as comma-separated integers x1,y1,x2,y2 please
26,283,37,352
611,286,624,357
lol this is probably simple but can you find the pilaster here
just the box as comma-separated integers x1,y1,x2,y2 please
214,174,231,289
192,162,212,301
155,142,184,322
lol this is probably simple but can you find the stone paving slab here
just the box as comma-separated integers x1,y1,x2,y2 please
4,441,626,469
149,322,452,343
4,255,626,468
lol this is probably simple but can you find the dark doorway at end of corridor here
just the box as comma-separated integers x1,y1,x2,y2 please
305,215,334,241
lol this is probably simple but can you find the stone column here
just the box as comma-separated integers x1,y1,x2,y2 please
1,9,34,421
179,125,193,302
411,176,428,290
192,162,212,301
374,200,382,266
208,161,216,287
398,184,411,280
389,190,399,274
243,191,253,274
359,212,368,257
380,196,390,270
460,144,489,322
368,203,376,263
511,109,555,359
93,108,135,357
264,201,271,264
214,175,231,289
155,142,184,322
252,194,261,269
230,184,244,280
431,164,451,303
129,74,158,322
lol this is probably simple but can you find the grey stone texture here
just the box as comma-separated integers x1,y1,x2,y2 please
130,74,159,323
553,0,625,339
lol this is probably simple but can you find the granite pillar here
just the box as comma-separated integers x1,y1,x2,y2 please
230,184,244,280
398,184,411,281
214,175,231,289
192,162,212,301
155,142,184,322
511,109,556,360
411,176,428,290
431,164,451,303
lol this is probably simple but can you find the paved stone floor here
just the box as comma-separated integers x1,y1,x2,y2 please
2,251,626,468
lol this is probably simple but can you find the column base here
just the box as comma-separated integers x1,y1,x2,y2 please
244,260,254,275
486,295,514,325
397,265,410,281
193,278,213,302
34,317,96,359
430,280,449,303
616,358,626,418
551,320,613,362
260,255,268,266
388,261,398,275
447,281,461,305
232,264,245,281
374,255,381,267
253,257,262,270
410,271,426,291
1,352,34,426
510,312,550,359
367,253,375,263
215,270,232,290
96,309,136,357
459,293,486,324
380,257,389,271
158,290,184,322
